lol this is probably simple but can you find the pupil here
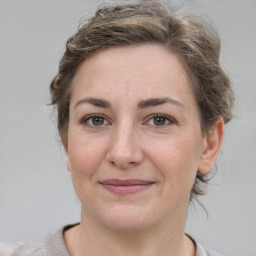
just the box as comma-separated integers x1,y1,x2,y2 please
92,116,104,125
154,116,166,126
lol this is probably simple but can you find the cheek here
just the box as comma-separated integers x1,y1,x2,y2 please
146,136,201,187
67,133,108,178
67,135,109,206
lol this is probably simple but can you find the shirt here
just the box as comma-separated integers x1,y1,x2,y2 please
0,224,223,256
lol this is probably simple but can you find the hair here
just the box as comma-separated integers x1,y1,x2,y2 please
50,0,234,201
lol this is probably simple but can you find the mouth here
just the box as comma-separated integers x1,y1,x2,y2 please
99,179,155,194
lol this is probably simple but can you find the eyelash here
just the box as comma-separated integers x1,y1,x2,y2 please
80,114,111,128
145,114,176,127
80,113,176,128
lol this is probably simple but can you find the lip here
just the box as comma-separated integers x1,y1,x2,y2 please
100,179,155,194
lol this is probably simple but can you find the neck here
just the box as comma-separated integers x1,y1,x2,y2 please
65,204,195,256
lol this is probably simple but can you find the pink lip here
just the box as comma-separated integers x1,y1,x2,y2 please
100,179,155,194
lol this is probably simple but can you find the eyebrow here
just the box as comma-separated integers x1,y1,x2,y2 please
138,97,185,109
75,97,111,108
74,97,184,109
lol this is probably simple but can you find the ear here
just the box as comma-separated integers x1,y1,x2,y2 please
198,116,224,174
64,144,71,172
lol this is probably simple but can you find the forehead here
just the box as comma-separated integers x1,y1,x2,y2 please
71,44,194,105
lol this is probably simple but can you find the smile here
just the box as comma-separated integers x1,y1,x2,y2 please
100,179,155,194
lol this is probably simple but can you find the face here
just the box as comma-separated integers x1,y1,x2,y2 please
66,44,213,232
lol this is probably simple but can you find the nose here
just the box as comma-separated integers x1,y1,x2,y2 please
106,123,143,169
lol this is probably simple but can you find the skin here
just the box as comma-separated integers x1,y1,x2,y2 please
64,44,224,256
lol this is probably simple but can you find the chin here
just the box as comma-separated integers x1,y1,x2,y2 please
96,205,154,232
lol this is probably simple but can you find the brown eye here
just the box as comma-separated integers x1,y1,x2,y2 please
81,114,110,127
153,116,167,126
146,114,175,127
91,116,105,126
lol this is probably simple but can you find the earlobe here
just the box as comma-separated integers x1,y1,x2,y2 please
64,146,71,172
62,132,71,172
198,117,224,174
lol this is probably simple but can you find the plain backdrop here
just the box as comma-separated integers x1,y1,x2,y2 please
0,0,255,255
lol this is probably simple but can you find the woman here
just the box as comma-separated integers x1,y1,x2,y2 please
0,1,234,255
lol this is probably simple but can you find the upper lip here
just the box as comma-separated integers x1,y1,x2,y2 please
100,179,155,186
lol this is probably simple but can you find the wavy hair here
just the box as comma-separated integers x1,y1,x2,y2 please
50,0,234,200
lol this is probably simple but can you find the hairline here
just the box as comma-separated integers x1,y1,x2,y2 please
60,42,207,147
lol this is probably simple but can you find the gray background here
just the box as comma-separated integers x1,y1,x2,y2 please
0,0,255,255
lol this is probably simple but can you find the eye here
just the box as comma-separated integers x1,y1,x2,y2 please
146,114,175,127
81,114,111,127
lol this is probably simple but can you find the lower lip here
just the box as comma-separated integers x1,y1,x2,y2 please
101,184,154,194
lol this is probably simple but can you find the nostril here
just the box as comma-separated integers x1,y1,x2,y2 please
110,160,140,169
106,136,144,169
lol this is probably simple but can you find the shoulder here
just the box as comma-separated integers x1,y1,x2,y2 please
0,239,45,256
186,233,223,256
196,240,223,256
0,225,71,256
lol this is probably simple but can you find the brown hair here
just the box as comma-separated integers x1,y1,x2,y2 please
50,0,234,201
